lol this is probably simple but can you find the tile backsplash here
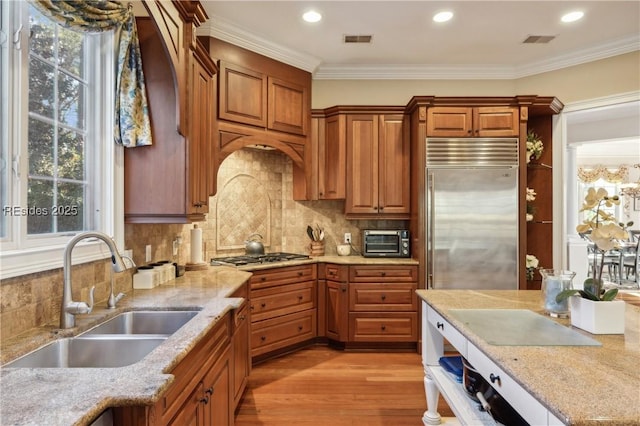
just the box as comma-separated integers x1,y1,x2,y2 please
1,147,406,341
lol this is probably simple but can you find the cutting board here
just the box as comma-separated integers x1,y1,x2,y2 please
449,309,601,346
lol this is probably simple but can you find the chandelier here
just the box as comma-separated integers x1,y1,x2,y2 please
620,163,640,198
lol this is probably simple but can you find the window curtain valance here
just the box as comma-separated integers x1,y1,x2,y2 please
577,165,629,183
29,0,152,147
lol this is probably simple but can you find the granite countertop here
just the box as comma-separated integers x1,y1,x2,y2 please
228,254,419,272
0,266,252,426
416,289,640,425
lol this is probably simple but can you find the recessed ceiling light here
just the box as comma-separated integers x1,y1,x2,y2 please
433,11,453,23
302,10,322,23
561,11,584,23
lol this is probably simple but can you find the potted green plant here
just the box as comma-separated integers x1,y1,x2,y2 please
555,188,632,333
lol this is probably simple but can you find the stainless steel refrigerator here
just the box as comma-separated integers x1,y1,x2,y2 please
426,137,519,290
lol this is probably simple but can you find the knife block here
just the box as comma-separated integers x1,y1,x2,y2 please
309,241,325,257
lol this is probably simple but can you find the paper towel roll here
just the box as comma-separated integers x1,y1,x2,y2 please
190,225,203,264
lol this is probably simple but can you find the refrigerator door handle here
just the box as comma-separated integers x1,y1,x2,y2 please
427,171,435,289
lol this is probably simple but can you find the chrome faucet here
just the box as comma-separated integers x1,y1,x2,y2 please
107,255,136,309
62,231,127,328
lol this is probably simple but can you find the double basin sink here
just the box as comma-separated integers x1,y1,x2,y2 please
4,310,200,369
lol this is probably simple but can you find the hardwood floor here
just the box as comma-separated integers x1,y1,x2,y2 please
234,345,454,425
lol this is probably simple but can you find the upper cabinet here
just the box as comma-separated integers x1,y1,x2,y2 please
346,112,410,218
218,62,309,136
125,1,217,223
427,106,519,138
202,38,312,199
318,113,346,200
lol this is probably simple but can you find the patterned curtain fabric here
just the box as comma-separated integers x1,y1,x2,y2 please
30,0,152,147
578,165,629,183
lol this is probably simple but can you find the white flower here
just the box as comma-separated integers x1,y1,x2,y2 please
526,254,539,269
526,187,537,202
526,213,533,222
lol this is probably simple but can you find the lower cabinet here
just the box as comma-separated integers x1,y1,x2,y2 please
249,264,318,360
322,264,419,345
231,283,251,410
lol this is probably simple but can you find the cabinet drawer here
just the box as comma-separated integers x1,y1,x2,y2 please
349,283,417,311
427,307,467,357
251,309,317,356
250,281,316,322
320,263,348,282
348,312,417,342
249,264,317,290
467,343,548,426
349,265,418,282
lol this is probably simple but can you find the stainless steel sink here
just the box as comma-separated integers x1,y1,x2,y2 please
81,310,200,336
3,336,166,368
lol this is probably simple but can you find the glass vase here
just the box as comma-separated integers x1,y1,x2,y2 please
539,269,576,318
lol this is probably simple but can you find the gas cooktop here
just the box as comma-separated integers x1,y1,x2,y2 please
210,252,310,266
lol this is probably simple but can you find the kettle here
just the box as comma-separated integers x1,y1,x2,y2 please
245,233,265,255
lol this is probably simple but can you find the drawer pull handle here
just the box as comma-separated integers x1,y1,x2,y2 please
298,295,303,301
200,395,209,404
298,325,303,331
205,387,213,396
381,272,386,277
381,294,386,300
298,272,303,276
261,277,266,281
261,336,266,341
250,305,254,310
436,322,444,330
261,302,266,308
381,325,386,331
238,315,246,321
490,373,501,385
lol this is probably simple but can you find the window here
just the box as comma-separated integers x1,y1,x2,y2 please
0,2,123,279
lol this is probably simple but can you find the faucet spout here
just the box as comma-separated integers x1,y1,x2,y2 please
61,231,126,328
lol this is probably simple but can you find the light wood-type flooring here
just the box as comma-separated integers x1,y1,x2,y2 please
234,345,454,426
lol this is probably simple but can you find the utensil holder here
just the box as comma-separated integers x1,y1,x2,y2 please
309,241,325,257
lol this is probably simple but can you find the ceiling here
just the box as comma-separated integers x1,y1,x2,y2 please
197,1,640,79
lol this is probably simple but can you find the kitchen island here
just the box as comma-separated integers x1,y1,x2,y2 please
0,267,252,426
417,290,640,425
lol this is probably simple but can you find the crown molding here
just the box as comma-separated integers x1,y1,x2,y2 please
199,17,639,80
198,16,322,73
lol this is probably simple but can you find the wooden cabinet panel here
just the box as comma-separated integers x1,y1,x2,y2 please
268,76,308,135
249,264,317,290
319,114,346,199
251,281,316,322
349,265,418,282
426,106,518,138
346,114,410,218
426,107,472,137
218,61,267,128
349,312,418,342
378,115,410,214
202,348,232,426
474,107,519,137
349,283,418,312
232,301,250,408
346,115,379,214
167,383,204,426
321,263,349,282
251,309,317,356
326,281,349,342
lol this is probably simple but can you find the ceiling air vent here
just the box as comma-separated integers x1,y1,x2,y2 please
522,35,556,44
344,34,373,44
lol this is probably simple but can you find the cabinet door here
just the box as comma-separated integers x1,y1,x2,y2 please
218,61,267,128
426,107,473,137
267,76,308,135
474,107,519,137
319,114,346,199
168,383,205,426
188,52,212,212
346,115,379,214
203,349,232,426
326,281,349,342
232,303,250,408
378,114,410,214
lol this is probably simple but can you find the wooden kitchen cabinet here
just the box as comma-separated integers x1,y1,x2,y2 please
125,2,217,223
346,113,410,218
426,106,519,138
318,114,346,199
249,264,318,361
218,61,309,136
231,283,250,410
323,264,349,342
347,265,418,343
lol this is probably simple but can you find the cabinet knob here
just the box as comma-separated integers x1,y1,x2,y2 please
298,325,303,331
261,335,266,341
250,305,254,310
298,272,303,276
379,206,384,211
436,322,444,330
467,129,472,134
373,206,378,211
381,294,386,300
298,295,303,301
239,315,246,320
200,395,209,404
381,324,386,331
261,302,266,308
205,387,213,395
381,272,386,277
490,373,501,385
319,192,323,196
261,277,266,281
